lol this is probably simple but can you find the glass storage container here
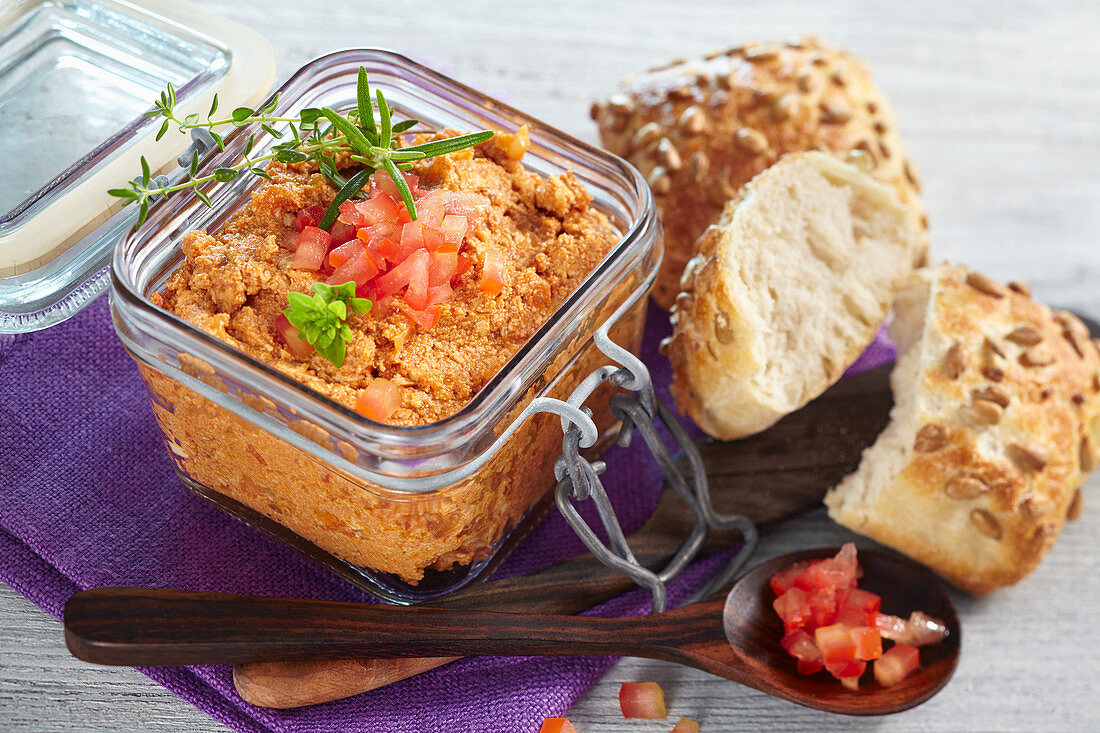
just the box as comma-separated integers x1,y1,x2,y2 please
0,0,274,332
110,50,661,603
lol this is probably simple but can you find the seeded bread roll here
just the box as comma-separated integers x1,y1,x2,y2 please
665,151,920,440
825,265,1100,594
591,37,927,309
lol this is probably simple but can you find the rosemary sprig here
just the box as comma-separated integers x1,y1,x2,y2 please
111,68,494,228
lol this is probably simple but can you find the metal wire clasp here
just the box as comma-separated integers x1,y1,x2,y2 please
539,287,757,613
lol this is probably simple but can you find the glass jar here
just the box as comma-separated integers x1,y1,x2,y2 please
110,49,662,603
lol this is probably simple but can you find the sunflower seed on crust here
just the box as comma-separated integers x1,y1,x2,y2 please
970,509,1002,539
946,475,990,500
965,271,1005,298
914,423,950,452
944,342,967,379
1008,443,1048,472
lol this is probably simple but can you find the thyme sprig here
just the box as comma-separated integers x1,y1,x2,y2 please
111,67,494,228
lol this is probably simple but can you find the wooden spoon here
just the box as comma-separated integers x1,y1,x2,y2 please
64,547,960,716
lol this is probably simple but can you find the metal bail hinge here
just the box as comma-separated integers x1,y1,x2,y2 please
542,288,757,613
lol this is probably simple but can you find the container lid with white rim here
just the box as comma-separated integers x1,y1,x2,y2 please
0,0,275,333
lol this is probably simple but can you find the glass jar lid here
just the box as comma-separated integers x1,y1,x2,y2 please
0,0,275,333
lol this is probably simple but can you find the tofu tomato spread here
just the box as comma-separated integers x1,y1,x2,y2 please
142,129,630,584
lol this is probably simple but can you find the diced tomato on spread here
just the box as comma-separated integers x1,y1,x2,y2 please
768,543,946,691
282,176,491,343
274,315,315,360
619,682,667,720
354,378,401,422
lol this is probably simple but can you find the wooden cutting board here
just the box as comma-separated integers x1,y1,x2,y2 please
233,364,894,707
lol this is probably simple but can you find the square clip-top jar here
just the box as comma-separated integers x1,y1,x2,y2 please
110,50,662,603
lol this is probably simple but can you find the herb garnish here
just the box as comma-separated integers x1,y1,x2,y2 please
284,282,371,368
110,67,494,228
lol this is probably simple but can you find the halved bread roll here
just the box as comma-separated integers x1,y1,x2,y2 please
591,37,927,309
665,151,920,440
825,265,1100,594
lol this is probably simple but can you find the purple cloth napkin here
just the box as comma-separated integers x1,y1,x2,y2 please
0,296,893,732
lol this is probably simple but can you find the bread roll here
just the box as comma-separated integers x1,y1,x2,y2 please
591,37,927,309
825,265,1100,594
665,151,920,440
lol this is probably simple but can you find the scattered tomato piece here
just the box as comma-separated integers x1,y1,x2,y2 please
538,718,576,733
670,717,700,733
874,643,920,687
619,682,666,720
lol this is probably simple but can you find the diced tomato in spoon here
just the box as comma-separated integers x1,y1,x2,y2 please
780,628,821,663
836,603,872,629
769,561,809,596
844,588,882,615
851,626,883,661
772,586,812,632
618,682,666,720
874,643,920,687
815,623,857,666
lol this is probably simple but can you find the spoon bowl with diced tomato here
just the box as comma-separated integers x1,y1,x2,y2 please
722,544,960,715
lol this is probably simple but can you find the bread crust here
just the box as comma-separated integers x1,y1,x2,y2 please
826,265,1100,594
591,37,927,309
665,152,918,440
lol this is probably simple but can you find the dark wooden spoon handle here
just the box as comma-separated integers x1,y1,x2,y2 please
64,587,730,673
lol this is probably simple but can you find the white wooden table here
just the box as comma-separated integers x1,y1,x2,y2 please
4,0,1100,730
